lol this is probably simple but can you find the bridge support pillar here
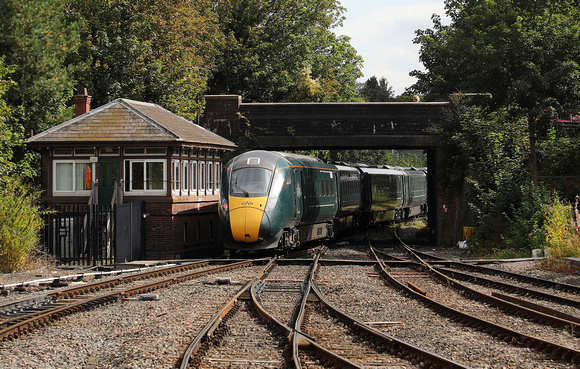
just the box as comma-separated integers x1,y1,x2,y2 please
427,148,438,245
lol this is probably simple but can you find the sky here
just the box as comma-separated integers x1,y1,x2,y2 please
336,0,448,95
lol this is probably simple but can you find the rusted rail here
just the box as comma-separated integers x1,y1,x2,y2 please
375,242,580,364
0,260,257,342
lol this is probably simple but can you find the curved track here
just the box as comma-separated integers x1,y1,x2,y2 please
374,236,580,365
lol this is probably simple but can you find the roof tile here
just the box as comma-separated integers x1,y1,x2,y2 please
28,99,236,148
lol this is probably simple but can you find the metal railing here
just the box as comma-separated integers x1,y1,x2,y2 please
40,203,116,266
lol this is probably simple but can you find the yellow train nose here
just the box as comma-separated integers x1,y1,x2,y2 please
229,197,267,243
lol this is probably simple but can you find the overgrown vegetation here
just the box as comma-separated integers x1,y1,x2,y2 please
437,98,579,259
413,0,580,260
543,197,580,260
295,149,427,167
0,177,44,273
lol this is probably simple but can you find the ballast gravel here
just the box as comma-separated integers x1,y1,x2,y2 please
1,248,578,368
0,266,265,369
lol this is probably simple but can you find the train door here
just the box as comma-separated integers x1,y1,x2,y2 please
293,169,303,221
402,173,410,208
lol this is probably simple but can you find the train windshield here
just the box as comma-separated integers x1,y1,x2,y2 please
230,168,273,197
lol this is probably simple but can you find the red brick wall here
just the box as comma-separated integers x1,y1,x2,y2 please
437,187,467,247
144,201,220,259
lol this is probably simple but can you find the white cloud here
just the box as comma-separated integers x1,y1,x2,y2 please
337,1,447,94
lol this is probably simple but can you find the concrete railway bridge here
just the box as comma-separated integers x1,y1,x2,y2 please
199,95,461,246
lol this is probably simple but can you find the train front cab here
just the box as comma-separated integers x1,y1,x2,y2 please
219,151,297,251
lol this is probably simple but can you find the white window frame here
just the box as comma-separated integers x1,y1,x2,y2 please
172,159,181,194
53,160,94,195
124,159,166,195
207,161,214,195
191,160,198,195
183,161,189,193
200,161,206,194
215,162,221,191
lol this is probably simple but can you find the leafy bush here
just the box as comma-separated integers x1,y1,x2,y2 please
0,176,44,273
543,197,580,259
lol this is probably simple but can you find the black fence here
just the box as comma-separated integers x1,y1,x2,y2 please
40,204,116,266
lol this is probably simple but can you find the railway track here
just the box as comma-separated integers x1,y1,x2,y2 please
0,259,258,342
182,250,466,368
371,238,580,365
1,239,578,368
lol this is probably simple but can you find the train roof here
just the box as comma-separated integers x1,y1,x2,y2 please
228,150,327,172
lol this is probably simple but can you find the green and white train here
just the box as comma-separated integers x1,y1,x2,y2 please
219,150,427,252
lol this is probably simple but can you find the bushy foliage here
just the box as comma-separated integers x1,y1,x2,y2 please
543,197,580,259
413,0,580,185
537,128,580,201
357,76,395,102
474,182,550,258
0,0,81,135
67,0,222,120
207,0,362,102
0,57,34,180
437,98,556,257
328,149,426,167
0,177,44,273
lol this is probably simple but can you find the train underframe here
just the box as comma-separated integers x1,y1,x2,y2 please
225,204,428,254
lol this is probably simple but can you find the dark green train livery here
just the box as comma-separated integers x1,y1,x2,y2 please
219,150,427,252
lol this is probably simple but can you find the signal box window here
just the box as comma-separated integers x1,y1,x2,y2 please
54,161,93,194
125,160,166,193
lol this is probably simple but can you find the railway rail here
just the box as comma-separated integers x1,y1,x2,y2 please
375,238,580,365
1,238,579,367
181,249,467,368
0,259,258,342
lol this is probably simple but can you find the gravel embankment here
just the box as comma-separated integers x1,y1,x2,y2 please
316,263,572,369
0,266,264,369
2,245,578,369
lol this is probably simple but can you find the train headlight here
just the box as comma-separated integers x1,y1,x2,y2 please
218,198,229,219
265,195,279,212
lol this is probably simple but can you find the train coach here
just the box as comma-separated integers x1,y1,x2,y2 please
219,150,427,253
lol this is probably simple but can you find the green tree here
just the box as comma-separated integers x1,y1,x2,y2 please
437,97,553,256
412,0,580,184
0,0,81,135
357,76,395,102
0,58,18,176
207,0,363,102
0,57,34,180
69,0,221,119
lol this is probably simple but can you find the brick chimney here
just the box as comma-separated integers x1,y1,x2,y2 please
73,87,91,117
